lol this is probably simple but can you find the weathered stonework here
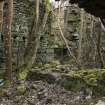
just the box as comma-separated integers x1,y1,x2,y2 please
12,0,34,67
0,0,35,69
0,1,82,69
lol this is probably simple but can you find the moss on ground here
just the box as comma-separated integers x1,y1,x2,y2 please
62,69,105,96
16,64,33,80
16,63,105,96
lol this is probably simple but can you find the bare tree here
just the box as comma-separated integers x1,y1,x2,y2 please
24,0,40,66
4,0,13,84
0,0,3,32
24,0,50,67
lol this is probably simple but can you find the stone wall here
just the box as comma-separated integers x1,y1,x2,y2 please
0,1,82,69
36,13,54,64
12,0,34,67
51,4,81,63
0,0,35,69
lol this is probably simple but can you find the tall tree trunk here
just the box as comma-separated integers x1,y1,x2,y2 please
24,0,50,67
0,0,3,32
24,0,40,66
4,0,13,84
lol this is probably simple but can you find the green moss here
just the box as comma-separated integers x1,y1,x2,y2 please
45,0,51,14
17,71,28,80
0,89,5,97
83,73,97,86
63,78,85,91
16,67,29,80
4,80,11,88
44,64,51,69
16,84,26,94
63,69,105,96
51,60,60,65
16,64,33,80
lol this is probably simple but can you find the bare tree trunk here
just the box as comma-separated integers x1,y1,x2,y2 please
24,0,50,67
4,0,13,84
0,0,3,32
24,0,40,66
29,14,48,65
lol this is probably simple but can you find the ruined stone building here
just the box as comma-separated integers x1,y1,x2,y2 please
0,0,83,71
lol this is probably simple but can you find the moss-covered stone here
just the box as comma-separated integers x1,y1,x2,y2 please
16,84,26,94
27,70,56,84
51,60,60,66
62,69,105,96
44,64,51,69
17,70,28,80
16,65,32,80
